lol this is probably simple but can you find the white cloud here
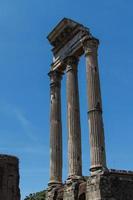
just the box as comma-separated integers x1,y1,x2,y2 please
0,102,39,142
0,101,47,155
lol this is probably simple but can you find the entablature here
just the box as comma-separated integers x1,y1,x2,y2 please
47,18,96,71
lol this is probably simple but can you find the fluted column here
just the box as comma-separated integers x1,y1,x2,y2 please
48,70,63,185
66,56,82,178
83,38,107,172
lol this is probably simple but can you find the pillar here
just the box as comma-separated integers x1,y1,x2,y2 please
83,38,107,172
48,70,63,185
66,56,82,178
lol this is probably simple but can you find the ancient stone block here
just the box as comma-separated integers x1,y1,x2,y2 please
86,170,133,200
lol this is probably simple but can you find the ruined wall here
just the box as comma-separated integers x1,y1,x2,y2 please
47,170,133,200
0,154,20,200
86,170,133,200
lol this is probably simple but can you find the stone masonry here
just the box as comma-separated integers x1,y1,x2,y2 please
47,169,133,200
46,18,133,200
86,169,133,200
0,154,20,200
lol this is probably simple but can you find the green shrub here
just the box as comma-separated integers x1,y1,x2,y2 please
24,190,46,200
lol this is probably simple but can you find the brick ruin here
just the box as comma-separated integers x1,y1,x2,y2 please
0,154,20,200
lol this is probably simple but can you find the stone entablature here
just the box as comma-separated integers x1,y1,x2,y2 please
47,18,93,71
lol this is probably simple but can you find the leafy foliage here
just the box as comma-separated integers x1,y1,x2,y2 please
24,190,46,200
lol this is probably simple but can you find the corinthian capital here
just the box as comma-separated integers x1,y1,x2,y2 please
64,56,79,72
48,70,63,88
82,38,99,56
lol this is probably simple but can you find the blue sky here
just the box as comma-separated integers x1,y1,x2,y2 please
0,0,133,199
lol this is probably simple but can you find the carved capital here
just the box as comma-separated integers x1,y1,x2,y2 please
82,38,99,56
48,70,63,88
64,56,79,72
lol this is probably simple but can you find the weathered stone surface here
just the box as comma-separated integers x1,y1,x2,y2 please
46,184,64,200
0,154,20,200
47,18,92,71
46,170,133,200
66,56,82,178
63,177,86,200
48,71,63,185
83,38,107,173
86,170,133,200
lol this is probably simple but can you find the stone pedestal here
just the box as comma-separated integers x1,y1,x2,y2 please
63,177,86,200
46,184,63,200
0,154,20,200
86,170,133,200
46,169,133,200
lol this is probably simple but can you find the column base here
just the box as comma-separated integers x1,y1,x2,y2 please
66,175,84,183
90,166,108,175
46,182,63,200
48,181,62,187
63,176,86,200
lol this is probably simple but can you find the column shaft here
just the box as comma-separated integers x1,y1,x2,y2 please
66,56,82,178
84,39,107,172
49,70,63,185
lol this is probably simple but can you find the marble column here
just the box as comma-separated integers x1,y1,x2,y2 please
66,56,82,178
83,38,107,172
48,70,63,185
